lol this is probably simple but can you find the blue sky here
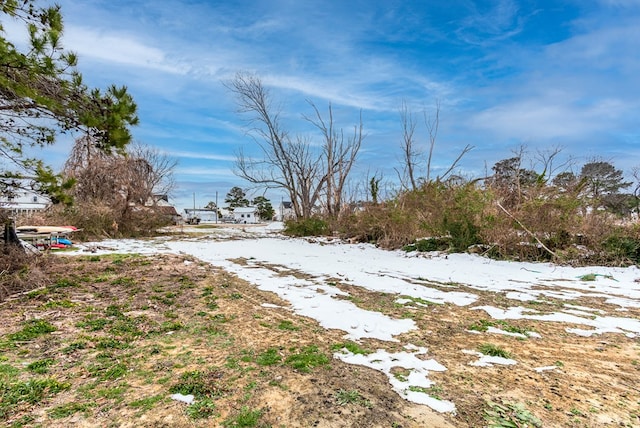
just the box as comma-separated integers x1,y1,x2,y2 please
13,0,640,210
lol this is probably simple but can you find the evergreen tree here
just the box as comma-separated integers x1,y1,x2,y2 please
0,0,138,203
252,196,274,220
579,161,631,199
225,186,249,209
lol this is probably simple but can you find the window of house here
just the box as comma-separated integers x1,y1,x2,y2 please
32,196,38,202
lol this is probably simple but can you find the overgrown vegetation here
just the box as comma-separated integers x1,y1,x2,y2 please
286,155,640,266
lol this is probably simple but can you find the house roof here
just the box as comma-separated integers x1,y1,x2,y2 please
233,207,257,214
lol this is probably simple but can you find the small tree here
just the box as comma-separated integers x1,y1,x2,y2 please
579,161,631,199
225,186,249,210
252,196,274,220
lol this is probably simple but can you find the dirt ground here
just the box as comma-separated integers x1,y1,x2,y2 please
0,251,639,427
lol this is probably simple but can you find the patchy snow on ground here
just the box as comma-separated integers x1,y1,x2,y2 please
70,223,640,413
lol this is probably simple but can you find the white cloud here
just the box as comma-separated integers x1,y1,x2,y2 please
64,25,190,74
469,97,629,141
170,151,236,162
176,167,236,178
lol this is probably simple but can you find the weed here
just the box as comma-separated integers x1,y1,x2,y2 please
392,368,410,382
256,348,282,366
229,292,243,300
87,355,128,381
277,320,299,331
468,319,494,332
62,341,87,354
48,402,92,419
212,313,230,323
331,341,371,355
169,370,225,398
579,273,597,281
41,299,76,309
0,378,70,418
77,316,110,331
478,343,512,359
6,414,35,427
570,407,584,417
111,276,136,286
408,385,443,400
0,363,19,381
26,358,55,374
222,405,263,427
129,394,164,411
7,319,56,342
159,321,184,332
284,345,329,373
334,389,372,408
186,398,218,419
97,385,128,400
96,338,130,350
484,400,542,428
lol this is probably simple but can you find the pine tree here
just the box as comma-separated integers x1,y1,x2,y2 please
0,1,138,203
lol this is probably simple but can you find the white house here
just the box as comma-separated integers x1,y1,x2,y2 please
233,206,258,224
276,201,295,221
183,208,218,223
0,186,50,218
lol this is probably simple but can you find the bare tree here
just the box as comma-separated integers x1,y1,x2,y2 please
397,100,419,191
64,136,177,213
396,101,472,190
128,143,177,199
227,72,363,219
305,102,363,217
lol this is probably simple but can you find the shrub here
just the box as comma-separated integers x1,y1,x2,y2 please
284,217,328,237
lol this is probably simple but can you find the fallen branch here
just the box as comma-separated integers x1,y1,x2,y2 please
496,202,556,258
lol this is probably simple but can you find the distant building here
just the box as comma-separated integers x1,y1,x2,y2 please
0,185,50,218
233,206,258,224
276,201,295,221
183,208,219,223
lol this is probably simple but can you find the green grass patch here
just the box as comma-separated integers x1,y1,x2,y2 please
484,400,542,428
284,345,329,373
86,354,128,381
40,299,77,309
77,316,110,331
398,295,438,306
129,394,164,411
169,370,226,398
277,320,299,331
62,341,87,354
48,402,92,419
478,343,513,359
222,405,263,427
469,319,530,336
186,397,218,419
7,319,56,342
334,389,371,407
0,363,19,381
256,348,282,366
26,358,55,374
0,378,70,419
331,341,371,355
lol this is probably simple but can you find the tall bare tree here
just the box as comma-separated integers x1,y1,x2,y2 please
397,101,471,190
305,102,363,217
227,72,363,219
398,100,419,191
